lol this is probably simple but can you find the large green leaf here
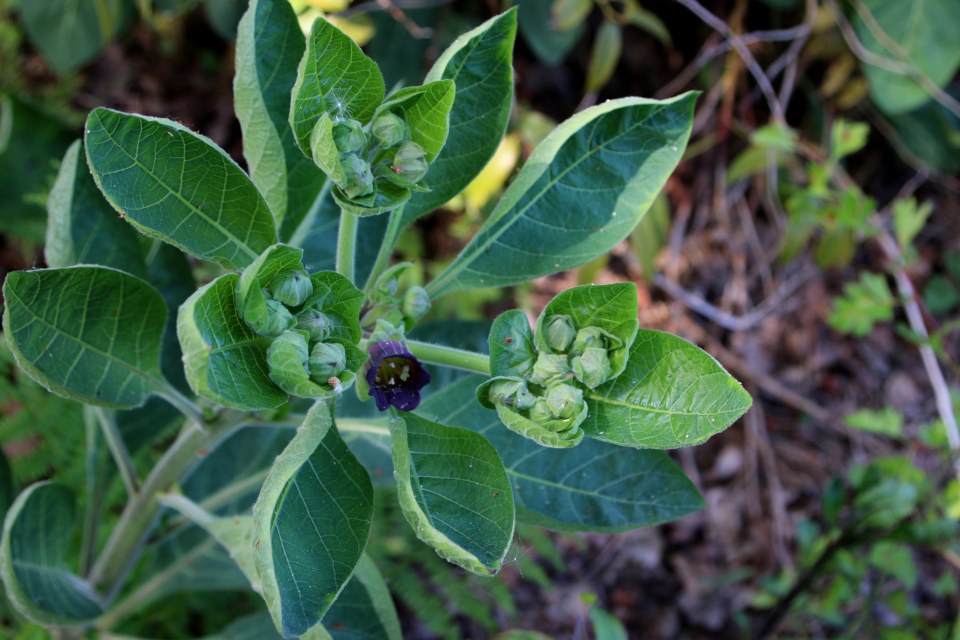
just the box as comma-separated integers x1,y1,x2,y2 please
426,93,696,296
515,0,582,65
253,402,374,638
322,554,403,640
18,0,126,73
3,266,167,408
400,9,517,226
177,273,287,410
855,0,960,115
390,412,515,575
46,139,148,277
887,91,960,174
289,17,384,156
84,108,278,269
0,483,105,624
235,0,328,240
581,330,752,448
416,376,704,532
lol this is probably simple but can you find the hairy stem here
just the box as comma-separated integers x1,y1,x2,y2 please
337,208,359,284
156,383,206,425
94,407,140,500
87,411,242,601
363,206,407,292
404,339,491,375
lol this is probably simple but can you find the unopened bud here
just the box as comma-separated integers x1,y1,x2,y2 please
543,381,583,420
372,112,406,148
402,286,431,321
342,155,374,198
391,141,428,184
263,299,297,336
309,342,347,381
295,308,332,341
489,378,537,410
571,347,612,389
543,315,577,352
528,352,571,387
269,271,313,307
332,119,366,155
570,326,622,356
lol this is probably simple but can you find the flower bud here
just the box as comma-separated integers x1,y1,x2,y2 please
341,155,375,198
571,347,612,389
528,382,585,436
570,326,622,356
543,315,577,352
309,341,346,381
390,141,429,184
263,299,297,336
488,378,537,410
528,352,571,387
402,286,431,321
295,307,332,341
332,119,366,155
372,112,406,148
268,271,313,307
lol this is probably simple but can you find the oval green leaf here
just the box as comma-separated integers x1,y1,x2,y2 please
416,375,704,532
0,483,105,625
235,0,329,240
46,139,148,278
390,412,515,575
426,93,697,296
18,0,125,73
84,108,278,269
253,403,374,637
401,9,517,227
289,17,385,156
3,266,167,408
322,554,403,640
584,21,622,93
582,329,752,448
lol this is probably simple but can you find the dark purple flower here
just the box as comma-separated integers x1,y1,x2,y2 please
365,339,431,412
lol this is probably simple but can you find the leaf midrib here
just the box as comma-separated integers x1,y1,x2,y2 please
91,111,261,264
7,287,164,392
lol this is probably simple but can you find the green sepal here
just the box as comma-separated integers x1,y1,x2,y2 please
370,80,456,163
308,113,346,185
298,271,364,343
389,412,515,575
178,273,287,410
331,180,411,217
373,162,431,193
235,244,308,337
476,375,536,411
488,309,537,379
533,283,639,384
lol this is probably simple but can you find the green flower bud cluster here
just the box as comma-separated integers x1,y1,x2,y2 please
323,110,433,208
361,263,432,333
234,249,365,402
538,317,622,390
479,315,629,448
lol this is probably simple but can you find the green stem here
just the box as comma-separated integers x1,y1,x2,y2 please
156,383,206,426
94,407,140,500
363,206,407,292
337,208,359,284
87,411,242,600
404,339,491,375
